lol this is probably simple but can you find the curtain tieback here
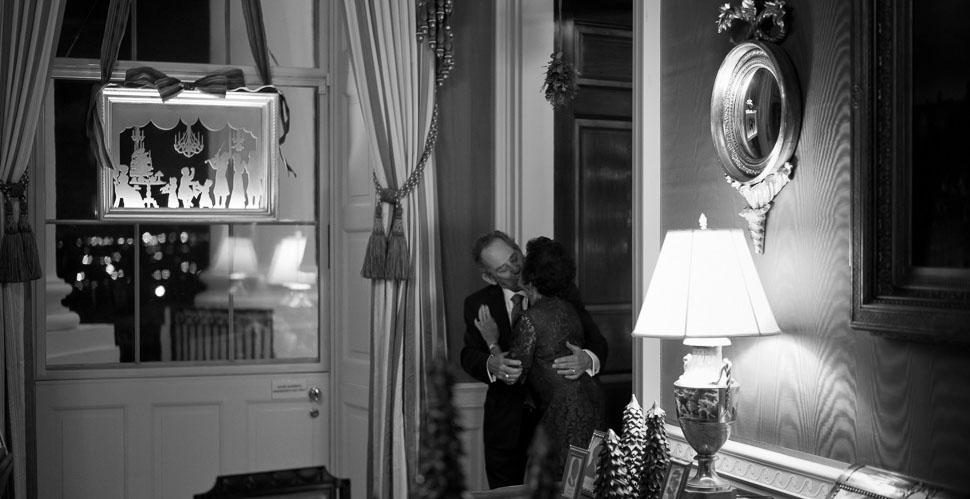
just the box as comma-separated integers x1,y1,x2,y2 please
0,171,42,282
124,66,246,101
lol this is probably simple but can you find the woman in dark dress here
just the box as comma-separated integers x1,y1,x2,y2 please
509,237,605,473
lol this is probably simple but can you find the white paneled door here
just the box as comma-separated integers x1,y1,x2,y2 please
36,373,329,499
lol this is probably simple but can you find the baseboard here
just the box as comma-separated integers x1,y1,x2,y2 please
667,424,848,499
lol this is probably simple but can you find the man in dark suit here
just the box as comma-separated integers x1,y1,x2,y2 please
459,231,609,489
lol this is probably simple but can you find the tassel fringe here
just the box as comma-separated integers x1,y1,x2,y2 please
384,204,412,281
360,203,388,279
0,174,42,283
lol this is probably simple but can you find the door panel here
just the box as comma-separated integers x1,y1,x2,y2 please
153,405,222,499
53,408,127,499
36,373,329,499
554,0,633,432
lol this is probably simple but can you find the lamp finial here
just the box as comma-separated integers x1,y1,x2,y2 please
699,213,708,230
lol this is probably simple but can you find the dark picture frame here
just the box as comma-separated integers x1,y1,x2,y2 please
851,0,970,343
561,445,588,499
661,458,691,499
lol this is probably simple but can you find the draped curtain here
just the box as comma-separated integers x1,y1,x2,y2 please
0,1,65,497
342,0,446,497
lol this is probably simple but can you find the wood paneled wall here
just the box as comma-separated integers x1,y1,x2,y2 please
436,0,496,379
659,0,970,492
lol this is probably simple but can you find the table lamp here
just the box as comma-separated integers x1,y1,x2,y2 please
210,236,259,295
632,214,780,499
267,231,316,308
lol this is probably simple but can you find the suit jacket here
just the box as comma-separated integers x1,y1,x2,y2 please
459,283,608,452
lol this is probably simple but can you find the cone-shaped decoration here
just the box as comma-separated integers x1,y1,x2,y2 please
594,429,632,499
412,356,466,498
642,401,671,499
620,395,647,497
524,425,559,499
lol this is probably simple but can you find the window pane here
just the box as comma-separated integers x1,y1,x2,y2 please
227,0,316,68
47,224,134,366
54,79,100,220
147,224,318,363
278,86,318,221
134,0,212,63
57,0,133,59
139,224,213,362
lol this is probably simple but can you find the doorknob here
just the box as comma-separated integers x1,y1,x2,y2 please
308,387,321,402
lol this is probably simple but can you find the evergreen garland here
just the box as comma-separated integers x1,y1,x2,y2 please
642,402,671,499
524,425,559,499
412,357,466,499
593,429,632,499
620,395,647,497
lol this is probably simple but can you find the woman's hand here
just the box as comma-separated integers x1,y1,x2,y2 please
474,304,500,346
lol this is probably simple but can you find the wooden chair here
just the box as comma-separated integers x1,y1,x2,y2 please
194,465,349,498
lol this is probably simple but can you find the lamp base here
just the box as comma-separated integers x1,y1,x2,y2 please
683,452,736,499
683,485,737,499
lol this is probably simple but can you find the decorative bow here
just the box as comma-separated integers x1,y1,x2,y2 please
124,66,246,101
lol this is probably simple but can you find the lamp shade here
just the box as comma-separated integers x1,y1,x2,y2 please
268,232,316,287
210,236,258,279
632,223,780,342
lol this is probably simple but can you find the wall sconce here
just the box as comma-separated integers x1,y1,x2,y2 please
633,214,780,499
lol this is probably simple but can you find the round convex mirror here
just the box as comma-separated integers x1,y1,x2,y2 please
711,41,800,185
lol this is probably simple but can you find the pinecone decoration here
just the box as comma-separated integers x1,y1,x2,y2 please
524,425,559,499
620,395,647,497
642,401,671,499
541,51,580,109
593,429,633,499
412,357,466,499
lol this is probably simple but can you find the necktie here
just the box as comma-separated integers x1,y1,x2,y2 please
510,294,524,327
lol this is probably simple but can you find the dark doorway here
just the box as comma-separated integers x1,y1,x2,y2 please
554,0,634,433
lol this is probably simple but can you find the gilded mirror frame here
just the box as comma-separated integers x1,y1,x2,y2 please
711,40,801,186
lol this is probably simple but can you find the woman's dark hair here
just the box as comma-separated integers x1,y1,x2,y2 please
521,237,575,298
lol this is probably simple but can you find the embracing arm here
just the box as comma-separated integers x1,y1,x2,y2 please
564,283,609,370
459,295,494,384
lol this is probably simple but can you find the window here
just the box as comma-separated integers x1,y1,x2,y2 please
41,0,327,370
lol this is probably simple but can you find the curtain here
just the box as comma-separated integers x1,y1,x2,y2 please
342,1,446,497
0,1,65,497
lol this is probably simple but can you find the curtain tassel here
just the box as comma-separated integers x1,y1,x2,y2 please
0,177,42,283
360,202,388,279
384,203,412,281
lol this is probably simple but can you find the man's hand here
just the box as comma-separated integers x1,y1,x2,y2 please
474,304,500,345
553,341,591,380
487,351,523,385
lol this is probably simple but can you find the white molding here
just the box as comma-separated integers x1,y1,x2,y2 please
632,0,663,406
455,382,488,491
493,0,554,244
667,424,848,499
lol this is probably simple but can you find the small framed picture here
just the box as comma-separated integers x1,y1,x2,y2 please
560,445,588,499
661,458,692,499
580,430,606,498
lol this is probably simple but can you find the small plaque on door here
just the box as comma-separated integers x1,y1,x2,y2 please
271,378,308,399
